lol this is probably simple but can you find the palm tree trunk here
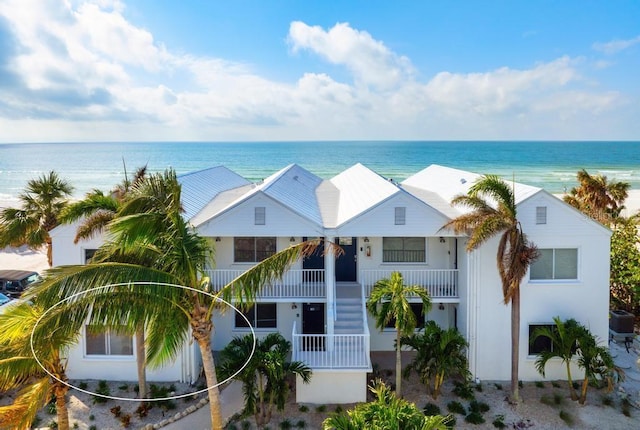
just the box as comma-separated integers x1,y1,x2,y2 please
54,383,70,430
510,286,521,404
396,328,402,397
135,325,147,400
566,361,578,401
579,377,589,405
196,337,223,429
46,236,53,267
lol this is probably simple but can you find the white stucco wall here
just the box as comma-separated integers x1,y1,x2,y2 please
296,371,367,404
50,221,104,266
470,193,611,382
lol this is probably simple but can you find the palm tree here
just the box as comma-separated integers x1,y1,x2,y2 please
0,171,73,266
218,333,311,428
443,174,538,403
563,169,630,225
575,327,623,405
0,301,86,430
322,379,451,430
401,320,469,399
60,166,150,400
366,271,431,397
531,317,582,400
28,169,329,430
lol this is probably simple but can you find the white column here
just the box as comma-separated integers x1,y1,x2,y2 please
325,236,336,353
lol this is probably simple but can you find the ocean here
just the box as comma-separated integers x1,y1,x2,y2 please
1,141,639,202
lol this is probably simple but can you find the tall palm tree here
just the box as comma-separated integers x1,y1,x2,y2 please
60,166,150,400
401,321,469,399
0,301,87,430
322,379,451,430
443,174,538,403
0,171,73,266
28,169,328,430
531,317,582,400
218,333,311,428
366,271,431,398
563,169,630,225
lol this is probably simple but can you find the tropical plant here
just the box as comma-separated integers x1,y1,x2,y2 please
610,220,640,314
443,174,539,403
0,171,73,266
366,271,431,397
60,166,150,399
530,317,582,400
0,301,86,430
27,169,329,430
218,333,311,428
575,327,623,405
322,379,451,430
563,169,630,225
401,320,469,399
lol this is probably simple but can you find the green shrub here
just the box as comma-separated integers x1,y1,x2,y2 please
551,381,561,388
493,383,503,390
48,421,58,429
469,400,490,413
423,402,441,416
118,383,129,391
447,400,466,415
601,395,614,407
535,381,545,388
47,402,56,415
241,420,251,430
78,381,88,390
518,380,523,388
553,392,564,405
475,382,483,392
492,414,506,429
559,410,574,426
279,419,292,429
89,426,97,430
465,411,485,424
540,395,554,406
334,405,343,413
93,380,110,404
295,420,306,429
89,414,95,421
315,405,327,413
298,405,309,413
621,398,631,417
452,381,475,400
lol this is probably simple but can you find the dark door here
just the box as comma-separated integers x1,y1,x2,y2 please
302,237,325,282
335,237,357,282
302,303,325,351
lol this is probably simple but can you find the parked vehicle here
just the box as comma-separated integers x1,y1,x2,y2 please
0,270,40,298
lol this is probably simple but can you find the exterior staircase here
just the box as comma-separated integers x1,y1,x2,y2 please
335,282,365,334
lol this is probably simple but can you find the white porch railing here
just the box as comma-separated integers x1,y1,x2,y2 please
204,269,326,299
360,269,458,298
292,321,370,369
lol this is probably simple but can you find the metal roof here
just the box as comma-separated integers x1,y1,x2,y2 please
178,166,251,221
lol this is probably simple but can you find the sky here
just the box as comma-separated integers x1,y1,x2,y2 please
0,0,639,142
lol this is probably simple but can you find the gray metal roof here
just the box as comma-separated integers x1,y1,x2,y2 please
178,166,251,221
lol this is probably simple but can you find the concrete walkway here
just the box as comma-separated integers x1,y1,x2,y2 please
163,380,244,430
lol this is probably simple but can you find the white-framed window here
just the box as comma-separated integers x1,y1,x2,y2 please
530,248,578,280
394,207,406,225
536,206,547,224
234,237,276,262
84,249,97,264
382,237,426,262
254,207,266,225
528,324,554,355
235,303,277,329
85,326,133,356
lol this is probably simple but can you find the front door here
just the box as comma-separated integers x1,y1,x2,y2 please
302,303,325,351
302,237,325,283
335,237,357,282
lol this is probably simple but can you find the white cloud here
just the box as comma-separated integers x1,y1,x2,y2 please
592,35,640,54
0,1,634,141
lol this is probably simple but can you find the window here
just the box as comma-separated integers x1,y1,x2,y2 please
530,248,578,280
84,249,97,264
254,207,266,225
234,237,276,262
382,237,426,262
528,324,554,354
394,207,406,225
385,303,425,329
85,326,133,356
235,303,277,328
536,207,547,224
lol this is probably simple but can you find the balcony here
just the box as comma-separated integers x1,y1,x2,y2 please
360,269,459,299
204,269,326,300
291,322,371,370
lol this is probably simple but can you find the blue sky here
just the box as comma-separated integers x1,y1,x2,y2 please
0,0,638,142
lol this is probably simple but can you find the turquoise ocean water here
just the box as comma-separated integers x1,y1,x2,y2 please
1,141,639,202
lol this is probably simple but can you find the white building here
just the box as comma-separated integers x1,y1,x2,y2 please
50,164,611,403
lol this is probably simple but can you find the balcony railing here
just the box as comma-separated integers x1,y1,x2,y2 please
292,321,371,369
204,269,326,299
360,269,458,298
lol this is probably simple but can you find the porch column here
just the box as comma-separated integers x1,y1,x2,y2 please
325,236,336,346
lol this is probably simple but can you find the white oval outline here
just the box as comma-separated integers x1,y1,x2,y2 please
30,281,256,402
